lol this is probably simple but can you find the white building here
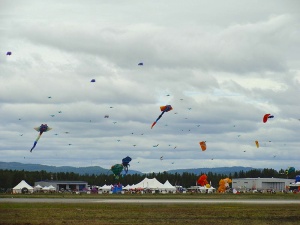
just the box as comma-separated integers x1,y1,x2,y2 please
232,178,294,191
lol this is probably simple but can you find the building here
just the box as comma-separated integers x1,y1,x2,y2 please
232,178,294,191
34,180,88,192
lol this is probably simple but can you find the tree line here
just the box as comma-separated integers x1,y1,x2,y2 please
0,168,298,190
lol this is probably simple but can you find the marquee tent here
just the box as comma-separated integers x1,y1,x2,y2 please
99,184,112,191
48,185,56,190
132,178,164,190
33,184,42,190
12,180,34,194
162,180,176,191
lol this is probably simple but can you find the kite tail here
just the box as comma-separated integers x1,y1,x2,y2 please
30,134,42,152
151,122,156,129
30,141,37,152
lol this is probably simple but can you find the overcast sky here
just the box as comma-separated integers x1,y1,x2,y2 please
0,0,299,173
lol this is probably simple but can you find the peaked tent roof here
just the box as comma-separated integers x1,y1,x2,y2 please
34,184,42,189
133,178,164,189
99,184,112,190
163,180,176,190
48,185,56,190
13,180,33,190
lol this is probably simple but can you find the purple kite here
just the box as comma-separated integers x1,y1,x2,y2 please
30,124,52,152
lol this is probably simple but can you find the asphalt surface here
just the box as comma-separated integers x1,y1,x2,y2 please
1,198,300,204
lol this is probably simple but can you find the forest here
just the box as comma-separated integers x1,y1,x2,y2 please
0,168,298,191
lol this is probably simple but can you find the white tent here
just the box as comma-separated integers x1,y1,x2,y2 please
162,180,176,191
133,178,164,190
48,185,56,191
34,184,42,190
198,186,216,193
13,180,34,194
123,184,132,190
99,184,112,191
42,186,50,191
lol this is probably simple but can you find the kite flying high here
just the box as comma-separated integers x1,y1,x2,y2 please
151,105,173,129
30,124,52,152
263,114,274,123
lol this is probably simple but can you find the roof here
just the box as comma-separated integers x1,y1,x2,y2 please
163,180,176,190
233,178,294,182
13,180,34,190
133,178,164,189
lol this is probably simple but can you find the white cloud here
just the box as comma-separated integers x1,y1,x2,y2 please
0,0,299,173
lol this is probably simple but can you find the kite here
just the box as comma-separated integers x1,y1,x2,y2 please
263,114,274,123
6,52,11,55
218,178,232,193
255,140,259,148
110,164,124,179
286,167,295,175
199,141,206,151
30,124,52,152
104,115,109,118
122,156,132,174
138,62,143,66
160,156,163,160
90,79,96,82
197,174,208,186
151,105,173,129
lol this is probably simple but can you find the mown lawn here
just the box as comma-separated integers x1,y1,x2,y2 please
1,202,300,225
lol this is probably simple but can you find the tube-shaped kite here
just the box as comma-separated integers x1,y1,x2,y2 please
151,105,173,129
255,140,259,148
30,124,52,152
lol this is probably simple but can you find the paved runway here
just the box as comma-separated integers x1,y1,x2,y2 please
1,198,300,204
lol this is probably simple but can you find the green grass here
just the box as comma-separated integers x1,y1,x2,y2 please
1,202,300,225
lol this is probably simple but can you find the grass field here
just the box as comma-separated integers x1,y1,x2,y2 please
1,193,300,224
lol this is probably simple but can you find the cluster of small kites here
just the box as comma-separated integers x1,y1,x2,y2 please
5,51,294,180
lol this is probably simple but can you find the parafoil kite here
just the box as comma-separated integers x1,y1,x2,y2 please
6,52,11,55
30,124,52,152
255,140,259,148
263,114,274,123
122,156,132,174
90,79,95,82
138,62,143,66
197,174,208,186
199,141,206,151
151,105,173,129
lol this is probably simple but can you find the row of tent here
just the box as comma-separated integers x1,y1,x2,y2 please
99,178,176,191
12,180,55,193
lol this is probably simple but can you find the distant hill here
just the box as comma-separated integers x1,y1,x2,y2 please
0,162,256,176
167,166,256,175
0,161,142,175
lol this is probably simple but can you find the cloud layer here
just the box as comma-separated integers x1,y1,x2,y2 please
0,0,299,173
